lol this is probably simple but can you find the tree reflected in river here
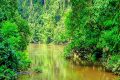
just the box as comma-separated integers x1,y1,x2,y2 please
18,44,118,80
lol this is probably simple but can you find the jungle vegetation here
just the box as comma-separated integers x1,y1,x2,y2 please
64,0,120,75
0,0,30,79
0,0,120,80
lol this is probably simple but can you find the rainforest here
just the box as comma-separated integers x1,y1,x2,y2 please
0,0,120,80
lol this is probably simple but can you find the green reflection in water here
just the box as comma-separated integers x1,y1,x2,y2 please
18,44,118,80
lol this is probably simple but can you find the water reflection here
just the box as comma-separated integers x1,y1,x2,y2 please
18,44,118,80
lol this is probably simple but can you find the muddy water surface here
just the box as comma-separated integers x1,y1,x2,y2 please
18,44,118,80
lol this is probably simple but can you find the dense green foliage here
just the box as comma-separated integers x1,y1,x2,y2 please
65,0,120,74
106,55,120,74
0,0,120,79
19,0,70,44
0,0,17,20
0,0,30,79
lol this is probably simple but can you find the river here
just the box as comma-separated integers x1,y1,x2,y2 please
18,44,118,80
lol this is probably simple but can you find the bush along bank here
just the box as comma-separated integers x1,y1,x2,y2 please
64,0,120,75
0,0,30,79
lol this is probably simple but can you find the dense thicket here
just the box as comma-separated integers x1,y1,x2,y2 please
65,0,120,74
0,0,30,79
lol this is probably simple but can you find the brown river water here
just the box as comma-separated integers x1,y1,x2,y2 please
18,44,119,80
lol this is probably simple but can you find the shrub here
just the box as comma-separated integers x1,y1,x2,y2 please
97,27,120,54
14,15,30,50
0,21,30,79
33,66,43,73
0,21,21,70
106,55,120,74
15,51,31,71
0,0,30,79
0,65,16,80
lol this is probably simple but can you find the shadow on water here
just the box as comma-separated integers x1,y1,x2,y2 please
18,44,119,80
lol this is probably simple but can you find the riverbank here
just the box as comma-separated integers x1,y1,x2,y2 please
66,51,120,76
